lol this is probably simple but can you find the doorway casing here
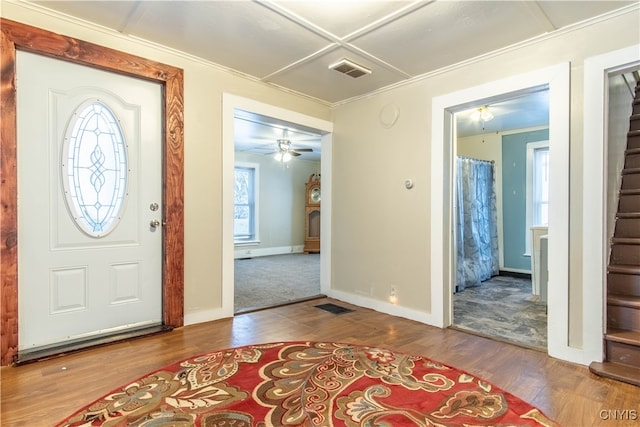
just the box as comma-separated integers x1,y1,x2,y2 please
217,94,333,321
583,44,640,365
0,19,185,366
428,63,599,364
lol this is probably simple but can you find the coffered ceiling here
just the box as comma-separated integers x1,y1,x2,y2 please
25,0,637,159
30,0,635,105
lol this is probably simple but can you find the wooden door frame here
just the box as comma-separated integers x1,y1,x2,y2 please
0,19,185,365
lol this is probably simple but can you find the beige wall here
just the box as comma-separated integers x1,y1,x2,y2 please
1,2,331,318
5,1,640,364
330,9,639,344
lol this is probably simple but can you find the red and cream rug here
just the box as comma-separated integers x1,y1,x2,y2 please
57,341,557,426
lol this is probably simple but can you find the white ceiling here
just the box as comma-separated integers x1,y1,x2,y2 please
28,0,636,159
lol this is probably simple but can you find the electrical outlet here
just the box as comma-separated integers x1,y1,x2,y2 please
389,286,398,304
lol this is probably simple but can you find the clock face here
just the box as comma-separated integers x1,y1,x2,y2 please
310,187,321,203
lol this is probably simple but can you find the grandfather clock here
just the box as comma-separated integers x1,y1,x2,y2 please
304,173,321,253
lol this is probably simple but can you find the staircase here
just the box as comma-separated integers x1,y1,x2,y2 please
590,81,640,387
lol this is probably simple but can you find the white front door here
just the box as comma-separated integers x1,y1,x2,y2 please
17,51,163,352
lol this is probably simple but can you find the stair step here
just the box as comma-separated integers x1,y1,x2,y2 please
622,172,640,189
606,339,640,370
626,152,640,169
606,329,640,346
632,115,640,131
617,212,640,219
622,167,640,175
618,192,640,212
614,217,640,238
608,272,640,295
611,237,640,245
608,264,640,275
610,244,640,265
590,361,640,387
608,294,640,309
621,189,640,196
607,303,640,330
629,132,640,150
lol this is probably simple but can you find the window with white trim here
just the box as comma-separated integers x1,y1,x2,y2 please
234,163,259,243
525,140,549,254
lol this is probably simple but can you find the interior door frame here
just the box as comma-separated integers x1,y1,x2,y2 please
0,19,185,365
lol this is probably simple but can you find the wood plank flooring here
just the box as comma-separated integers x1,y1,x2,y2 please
1,297,638,426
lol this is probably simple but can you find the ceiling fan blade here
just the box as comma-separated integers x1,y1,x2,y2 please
290,151,302,157
291,148,313,152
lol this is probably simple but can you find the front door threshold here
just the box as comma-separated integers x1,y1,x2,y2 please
14,325,172,365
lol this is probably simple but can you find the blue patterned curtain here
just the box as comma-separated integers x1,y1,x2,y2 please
455,157,499,291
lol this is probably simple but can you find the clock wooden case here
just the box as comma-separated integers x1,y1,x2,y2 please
304,173,321,253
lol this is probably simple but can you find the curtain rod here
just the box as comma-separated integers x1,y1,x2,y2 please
457,156,494,164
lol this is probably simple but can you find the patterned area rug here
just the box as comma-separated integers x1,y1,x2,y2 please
57,341,557,426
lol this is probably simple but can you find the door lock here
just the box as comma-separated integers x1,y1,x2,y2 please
150,219,161,229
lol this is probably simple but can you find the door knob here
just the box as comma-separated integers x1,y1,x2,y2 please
150,219,161,229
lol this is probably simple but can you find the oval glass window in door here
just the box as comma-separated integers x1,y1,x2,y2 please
61,100,128,237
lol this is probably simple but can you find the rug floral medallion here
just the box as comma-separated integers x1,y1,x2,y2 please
57,341,558,426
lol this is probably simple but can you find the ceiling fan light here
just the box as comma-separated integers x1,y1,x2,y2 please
481,107,494,122
274,152,283,161
282,151,292,162
277,138,290,150
471,106,494,122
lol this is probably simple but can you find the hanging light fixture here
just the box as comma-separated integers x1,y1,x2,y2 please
470,105,494,122
274,138,293,162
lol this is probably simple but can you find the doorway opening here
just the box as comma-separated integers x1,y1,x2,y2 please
430,63,572,360
232,110,324,313
450,89,549,351
221,94,333,319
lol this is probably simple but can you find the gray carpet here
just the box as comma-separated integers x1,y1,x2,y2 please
452,275,547,350
234,253,321,312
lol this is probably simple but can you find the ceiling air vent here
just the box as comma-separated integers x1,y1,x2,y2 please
328,58,372,78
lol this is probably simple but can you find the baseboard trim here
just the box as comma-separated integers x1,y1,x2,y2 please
499,270,532,279
325,289,441,327
234,245,305,259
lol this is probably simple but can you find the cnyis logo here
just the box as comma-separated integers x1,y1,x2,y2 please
599,409,638,421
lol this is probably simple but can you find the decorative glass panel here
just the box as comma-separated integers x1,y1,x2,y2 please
62,100,128,237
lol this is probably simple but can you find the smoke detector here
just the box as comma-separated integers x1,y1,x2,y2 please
328,58,372,78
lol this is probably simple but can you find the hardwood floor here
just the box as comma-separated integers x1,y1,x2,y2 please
1,297,638,426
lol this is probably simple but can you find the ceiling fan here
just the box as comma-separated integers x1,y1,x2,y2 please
270,129,313,162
